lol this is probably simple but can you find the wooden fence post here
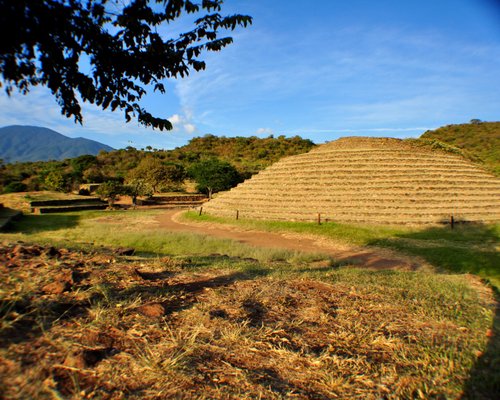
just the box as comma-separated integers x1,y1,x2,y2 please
450,214,454,230
317,213,321,225
236,210,239,220
199,207,203,216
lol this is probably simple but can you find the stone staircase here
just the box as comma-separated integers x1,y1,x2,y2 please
202,137,500,225
137,194,208,209
30,198,108,214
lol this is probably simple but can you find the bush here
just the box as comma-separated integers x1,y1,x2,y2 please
78,188,90,196
96,181,126,208
3,181,27,193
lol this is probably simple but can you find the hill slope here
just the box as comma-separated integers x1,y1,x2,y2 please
164,134,316,175
0,125,114,163
86,134,316,180
420,121,500,176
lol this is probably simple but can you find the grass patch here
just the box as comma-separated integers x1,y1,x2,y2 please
0,191,86,212
4,213,82,233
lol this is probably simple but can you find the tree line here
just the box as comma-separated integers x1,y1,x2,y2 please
0,134,315,198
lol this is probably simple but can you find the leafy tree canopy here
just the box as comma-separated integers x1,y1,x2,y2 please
188,157,241,198
44,170,66,192
0,0,251,129
3,181,27,193
129,156,185,192
95,180,125,206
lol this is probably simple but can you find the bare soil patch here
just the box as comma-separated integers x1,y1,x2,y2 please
156,210,426,271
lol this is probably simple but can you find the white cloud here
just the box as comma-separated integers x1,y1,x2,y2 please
255,127,274,136
168,114,182,125
184,123,196,134
167,112,197,135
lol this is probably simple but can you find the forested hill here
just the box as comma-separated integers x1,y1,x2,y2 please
420,121,500,176
165,134,316,174
0,134,316,193
0,125,114,163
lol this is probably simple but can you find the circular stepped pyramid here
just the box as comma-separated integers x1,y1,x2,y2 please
202,137,500,225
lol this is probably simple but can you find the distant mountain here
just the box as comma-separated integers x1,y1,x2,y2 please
420,121,500,176
0,125,114,163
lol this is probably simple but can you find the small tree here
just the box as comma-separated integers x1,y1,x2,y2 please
96,181,125,208
44,170,66,192
82,166,105,183
71,155,98,181
128,157,185,193
161,162,187,191
125,178,153,207
188,158,242,199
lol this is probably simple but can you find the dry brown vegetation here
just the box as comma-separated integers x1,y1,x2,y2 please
0,242,496,399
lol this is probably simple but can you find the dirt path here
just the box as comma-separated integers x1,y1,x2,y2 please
156,210,426,271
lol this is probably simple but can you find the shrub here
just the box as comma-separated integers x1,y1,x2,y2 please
3,181,27,193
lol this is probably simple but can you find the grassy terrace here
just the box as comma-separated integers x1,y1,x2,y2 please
0,209,498,398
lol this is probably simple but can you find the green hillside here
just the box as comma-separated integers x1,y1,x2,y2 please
420,121,500,176
166,134,315,175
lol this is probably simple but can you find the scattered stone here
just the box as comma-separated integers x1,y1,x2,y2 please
115,247,135,256
42,280,71,295
136,303,165,318
63,352,86,369
59,268,75,284
43,246,60,258
83,330,114,348
11,244,28,257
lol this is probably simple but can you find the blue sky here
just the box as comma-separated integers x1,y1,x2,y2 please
1,0,499,149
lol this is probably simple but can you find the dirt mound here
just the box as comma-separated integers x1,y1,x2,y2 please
203,137,500,225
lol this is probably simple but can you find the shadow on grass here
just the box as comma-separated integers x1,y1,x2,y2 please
4,213,81,234
1,268,270,348
368,223,499,398
462,293,500,399
121,270,268,316
0,297,90,347
369,223,500,285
